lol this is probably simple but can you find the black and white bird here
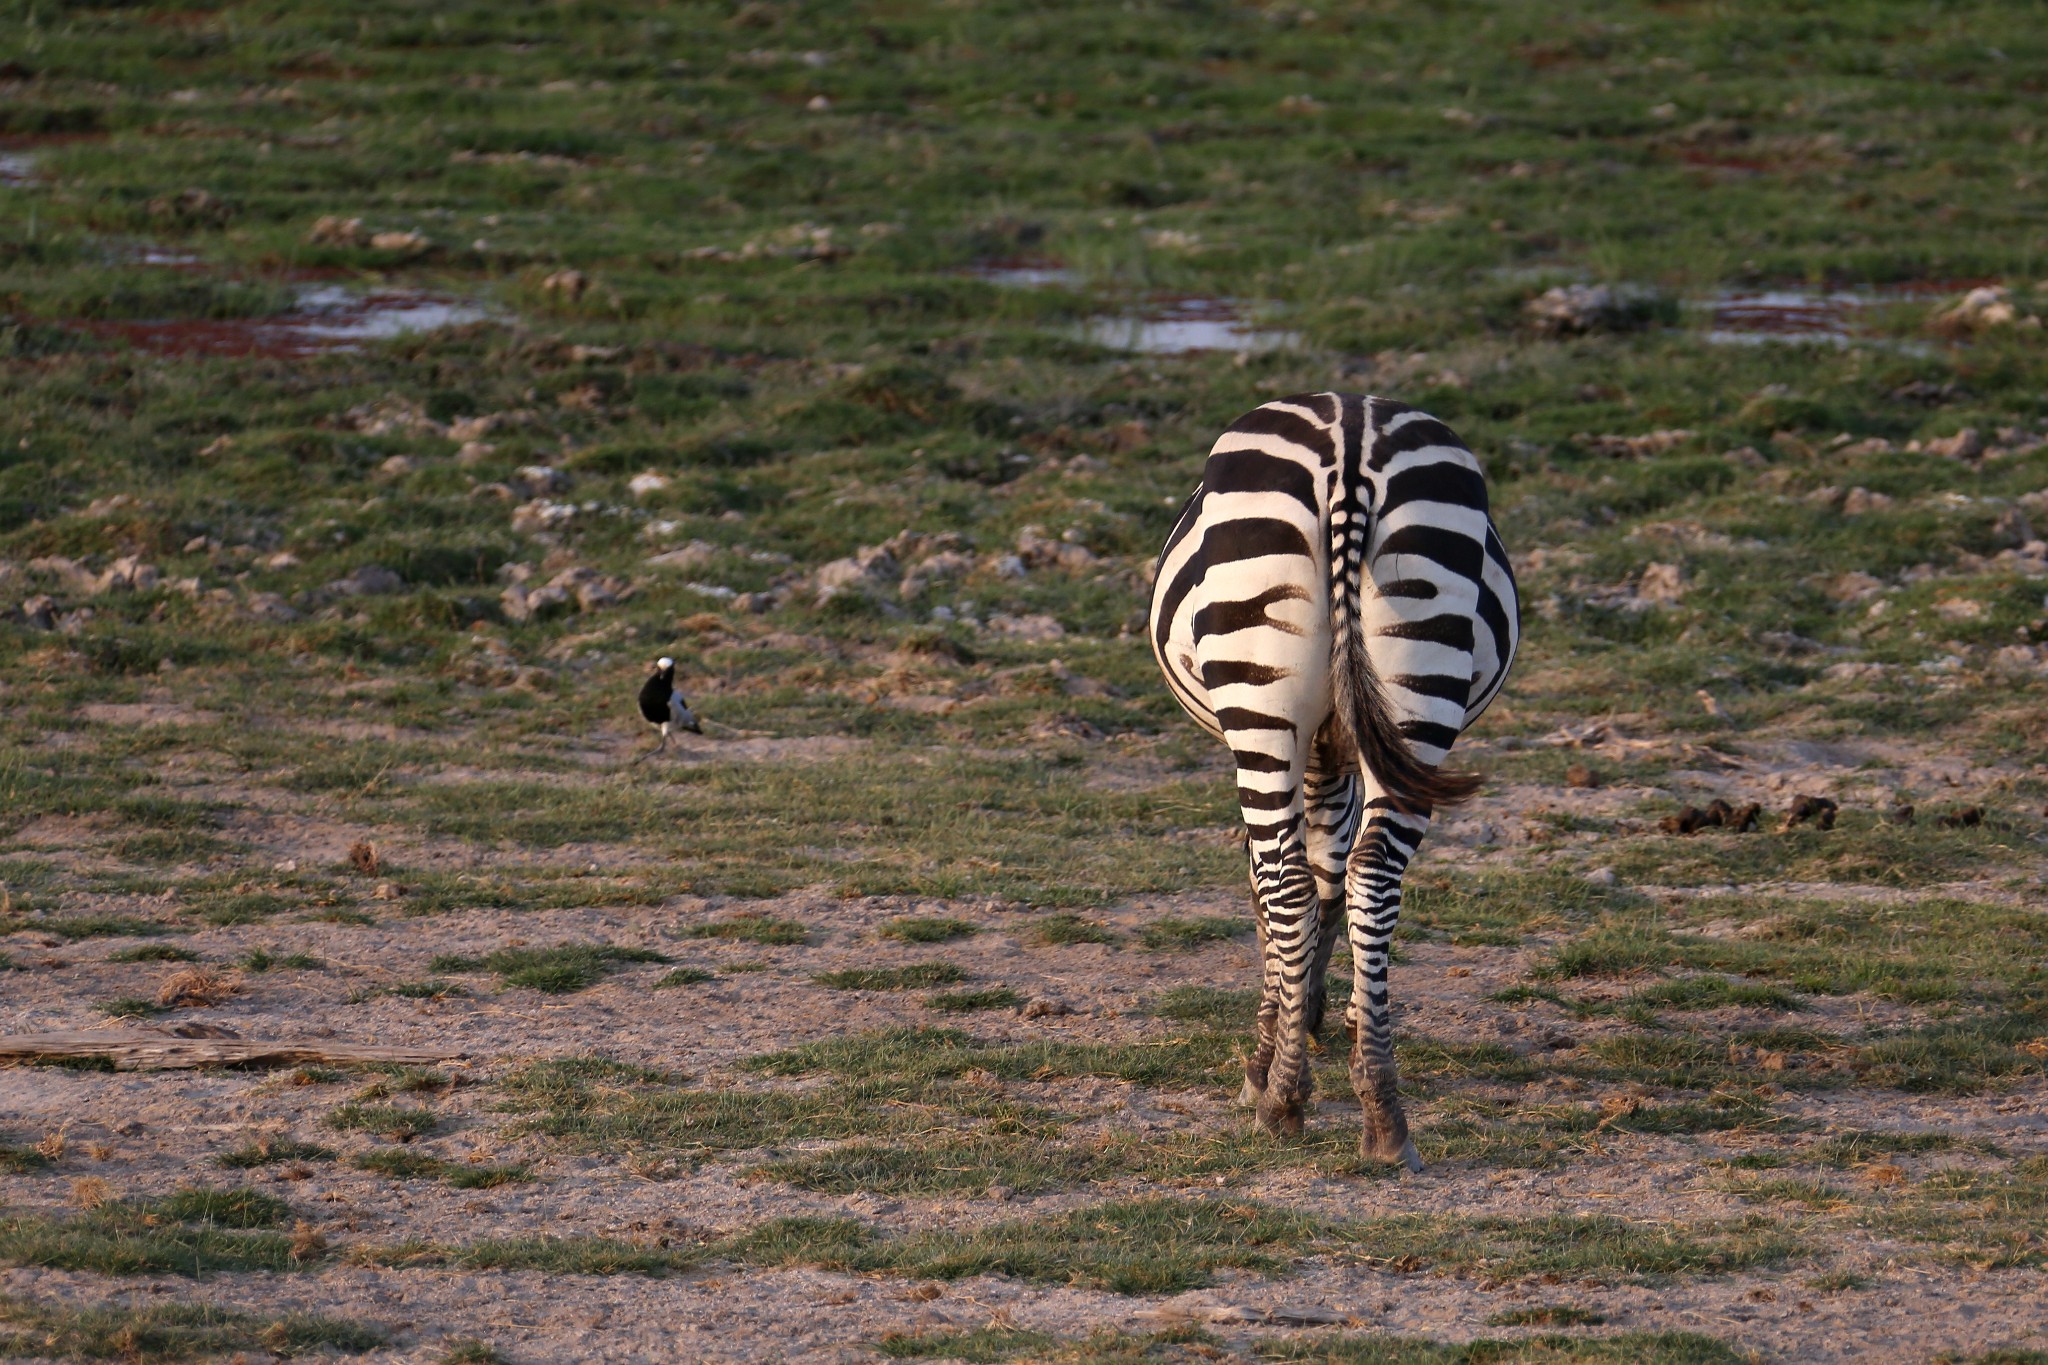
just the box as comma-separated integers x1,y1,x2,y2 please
634,656,701,760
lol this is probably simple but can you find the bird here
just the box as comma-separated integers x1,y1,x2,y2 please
633,656,701,761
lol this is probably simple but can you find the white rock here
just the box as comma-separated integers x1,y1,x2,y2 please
986,612,1065,642
1637,561,1686,604
628,470,671,497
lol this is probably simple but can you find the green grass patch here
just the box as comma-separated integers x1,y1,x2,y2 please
217,1138,335,1169
324,1104,438,1142
429,943,670,994
654,967,715,988
350,1150,529,1189
927,987,1024,1012
674,916,809,946
880,917,979,944
0,1192,311,1276
815,962,967,991
1139,915,1245,950
0,1293,382,1360
1032,912,1119,946
105,944,199,964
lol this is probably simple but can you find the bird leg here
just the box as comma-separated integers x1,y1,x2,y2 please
630,726,671,766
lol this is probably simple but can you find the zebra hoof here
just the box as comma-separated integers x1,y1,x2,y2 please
1399,1138,1424,1174
1236,1077,1263,1109
1255,1094,1305,1138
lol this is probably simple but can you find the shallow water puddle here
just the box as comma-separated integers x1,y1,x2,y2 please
964,257,1080,288
75,284,493,357
0,152,36,186
1694,282,1984,351
1079,296,1301,355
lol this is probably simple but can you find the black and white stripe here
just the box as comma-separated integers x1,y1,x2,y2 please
1149,393,1518,1169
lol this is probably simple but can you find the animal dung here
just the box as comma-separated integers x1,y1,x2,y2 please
1784,794,1838,831
1937,805,1983,829
1564,763,1600,789
1658,799,1762,836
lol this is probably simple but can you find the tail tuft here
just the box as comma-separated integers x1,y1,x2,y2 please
1329,508,1481,816
1331,624,1481,814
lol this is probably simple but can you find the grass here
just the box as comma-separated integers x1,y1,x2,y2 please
0,1192,313,1276
3,0,2047,1348
428,943,669,994
653,967,715,988
879,1332,1752,1365
0,1294,383,1361
873,1331,1750,1364
350,1150,530,1190
324,1104,439,1143
217,1138,335,1169
1033,913,1121,947
814,962,967,991
240,949,323,972
674,916,809,947
880,917,979,944
351,1198,1798,1292
927,987,1025,1013
1139,915,1246,950
105,945,199,964
0,1143,50,1176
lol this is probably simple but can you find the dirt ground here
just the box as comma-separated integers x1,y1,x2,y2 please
4,723,2045,1364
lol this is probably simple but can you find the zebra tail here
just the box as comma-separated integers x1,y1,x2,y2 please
1328,511,1483,815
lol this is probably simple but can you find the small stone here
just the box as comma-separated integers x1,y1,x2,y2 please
1020,996,1072,1019
1634,561,1685,603
19,594,57,631
986,1184,1015,1202
1925,428,1985,460
1564,763,1599,789
542,269,589,300
371,881,403,901
1585,867,1617,887
306,214,366,246
1886,804,1916,826
376,455,417,478
369,229,430,255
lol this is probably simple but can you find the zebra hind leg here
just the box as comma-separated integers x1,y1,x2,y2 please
1238,884,1279,1109
1346,809,1428,1172
1302,767,1361,1042
1248,832,1322,1137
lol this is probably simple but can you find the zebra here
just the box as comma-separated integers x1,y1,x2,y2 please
1148,392,1518,1171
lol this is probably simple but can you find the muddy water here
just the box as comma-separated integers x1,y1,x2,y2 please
1080,297,1301,355
75,284,493,358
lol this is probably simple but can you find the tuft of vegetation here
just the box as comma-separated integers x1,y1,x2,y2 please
675,916,809,947
0,1293,383,1360
927,987,1025,1013
324,1105,439,1143
350,1150,529,1190
1139,915,1246,950
880,917,979,944
815,962,967,991
1032,913,1120,947
430,944,670,994
217,1138,335,1170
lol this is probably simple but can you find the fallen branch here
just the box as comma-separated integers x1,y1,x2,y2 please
0,1030,459,1072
